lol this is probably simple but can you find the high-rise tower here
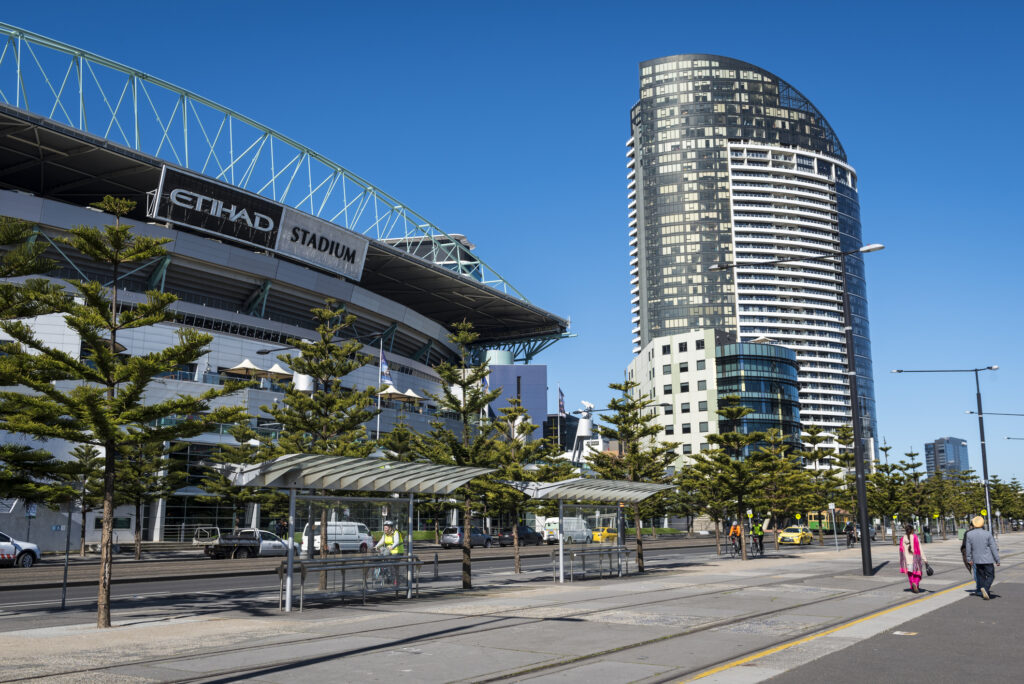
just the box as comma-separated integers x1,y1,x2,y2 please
627,54,877,448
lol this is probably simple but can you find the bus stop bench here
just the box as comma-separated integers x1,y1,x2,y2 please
278,555,423,611
550,546,632,581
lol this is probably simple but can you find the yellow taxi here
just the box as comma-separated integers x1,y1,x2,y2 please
592,527,618,543
777,526,813,545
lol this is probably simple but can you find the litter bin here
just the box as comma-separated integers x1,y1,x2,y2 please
923,526,933,543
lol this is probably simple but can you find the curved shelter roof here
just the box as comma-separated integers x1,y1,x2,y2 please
231,453,494,495
516,478,674,503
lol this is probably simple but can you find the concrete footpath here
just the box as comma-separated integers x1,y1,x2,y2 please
1,534,1019,683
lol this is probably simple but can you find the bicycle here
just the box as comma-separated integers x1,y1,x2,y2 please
749,534,764,558
370,548,395,589
727,535,741,558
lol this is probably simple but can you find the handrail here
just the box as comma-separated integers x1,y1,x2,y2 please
550,546,633,582
278,555,423,610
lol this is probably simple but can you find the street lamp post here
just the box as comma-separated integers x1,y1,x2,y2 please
891,366,998,532
711,243,883,576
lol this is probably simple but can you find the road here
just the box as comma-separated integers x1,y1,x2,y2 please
0,538,843,633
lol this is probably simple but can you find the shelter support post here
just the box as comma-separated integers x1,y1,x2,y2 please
285,488,296,612
558,499,564,583
617,502,624,577
407,493,414,599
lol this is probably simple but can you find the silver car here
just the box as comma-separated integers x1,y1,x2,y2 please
440,526,492,549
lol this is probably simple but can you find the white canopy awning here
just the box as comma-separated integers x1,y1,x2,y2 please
514,477,674,503
259,362,293,379
230,453,494,495
225,358,264,377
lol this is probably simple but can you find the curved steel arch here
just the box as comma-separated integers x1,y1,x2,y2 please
0,22,526,300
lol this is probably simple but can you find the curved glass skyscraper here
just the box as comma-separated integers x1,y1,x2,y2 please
628,54,877,455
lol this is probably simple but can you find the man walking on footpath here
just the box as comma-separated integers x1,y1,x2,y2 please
964,515,1000,600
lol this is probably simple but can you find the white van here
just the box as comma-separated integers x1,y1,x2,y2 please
300,521,374,553
543,518,591,545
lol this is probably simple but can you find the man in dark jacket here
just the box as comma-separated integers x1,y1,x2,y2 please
964,515,1000,600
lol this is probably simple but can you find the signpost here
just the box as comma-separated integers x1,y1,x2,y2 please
829,503,839,551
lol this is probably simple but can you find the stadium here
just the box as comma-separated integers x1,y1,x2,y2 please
0,24,567,549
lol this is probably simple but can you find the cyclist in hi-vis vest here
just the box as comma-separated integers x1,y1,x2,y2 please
376,520,404,555
751,521,764,554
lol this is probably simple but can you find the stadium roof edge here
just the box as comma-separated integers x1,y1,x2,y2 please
0,103,568,346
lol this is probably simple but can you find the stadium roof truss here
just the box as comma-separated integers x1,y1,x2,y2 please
0,23,523,298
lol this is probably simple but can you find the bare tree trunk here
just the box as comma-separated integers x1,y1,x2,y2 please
433,519,439,545
773,517,780,550
97,256,121,629
80,503,88,557
738,504,747,561
714,519,721,555
134,500,142,561
97,439,116,628
633,504,645,573
462,501,472,589
512,506,521,574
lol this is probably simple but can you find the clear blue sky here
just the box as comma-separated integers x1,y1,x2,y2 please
6,1,1024,482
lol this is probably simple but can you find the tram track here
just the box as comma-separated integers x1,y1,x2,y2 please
6,548,992,684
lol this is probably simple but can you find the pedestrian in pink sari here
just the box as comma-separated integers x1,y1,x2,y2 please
899,523,927,593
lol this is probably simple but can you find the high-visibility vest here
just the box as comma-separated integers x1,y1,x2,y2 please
382,531,404,555
752,524,763,536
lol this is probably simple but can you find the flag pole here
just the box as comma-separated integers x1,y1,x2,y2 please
376,336,382,439
557,383,562,450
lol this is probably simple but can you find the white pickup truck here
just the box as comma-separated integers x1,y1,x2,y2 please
0,529,40,568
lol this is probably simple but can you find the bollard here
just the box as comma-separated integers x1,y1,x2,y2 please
434,552,438,580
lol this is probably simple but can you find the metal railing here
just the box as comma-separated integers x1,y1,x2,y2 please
278,555,423,610
550,546,633,582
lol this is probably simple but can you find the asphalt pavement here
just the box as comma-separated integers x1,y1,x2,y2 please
766,558,1022,684
0,534,1017,683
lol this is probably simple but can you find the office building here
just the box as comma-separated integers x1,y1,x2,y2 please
626,330,800,466
628,54,877,453
925,437,970,475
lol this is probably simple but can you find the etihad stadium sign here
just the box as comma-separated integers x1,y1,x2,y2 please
148,166,367,281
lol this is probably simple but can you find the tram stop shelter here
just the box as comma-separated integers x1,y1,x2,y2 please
230,453,494,611
514,478,675,583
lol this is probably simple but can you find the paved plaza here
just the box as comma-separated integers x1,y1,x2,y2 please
1,533,1018,683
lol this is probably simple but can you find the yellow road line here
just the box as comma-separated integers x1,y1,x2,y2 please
684,579,974,681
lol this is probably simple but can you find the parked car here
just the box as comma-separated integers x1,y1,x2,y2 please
440,526,492,549
203,528,300,559
300,521,374,553
777,526,813,545
497,525,543,547
0,530,39,568
592,527,618,543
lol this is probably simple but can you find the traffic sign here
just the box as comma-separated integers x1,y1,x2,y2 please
982,509,988,516
828,502,835,510
795,514,801,520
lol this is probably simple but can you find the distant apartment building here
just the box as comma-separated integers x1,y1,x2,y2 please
925,437,970,475
626,329,800,467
